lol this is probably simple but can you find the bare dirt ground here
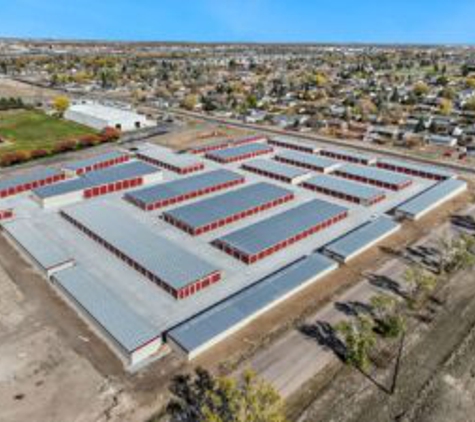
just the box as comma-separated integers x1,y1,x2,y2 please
146,120,249,150
0,78,58,103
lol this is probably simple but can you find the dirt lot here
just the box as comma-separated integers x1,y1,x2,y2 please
146,120,249,150
0,78,58,104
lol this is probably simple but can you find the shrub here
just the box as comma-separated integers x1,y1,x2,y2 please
52,139,78,154
0,151,31,166
99,127,121,143
78,134,101,148
30,149,49,159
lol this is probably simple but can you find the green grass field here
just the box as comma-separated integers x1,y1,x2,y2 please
0,109,96,156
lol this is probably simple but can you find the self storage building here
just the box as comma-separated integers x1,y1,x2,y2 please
376,158,454,181
136,144,204,175
61,202,221,299
0,167,65,198
33,161,162,208
205,143,273,164
320,147,376,165
163,183,294,235
53,266,164,367
302,174,386,206
213,199,349,264
125,169,245,211
268,137,320,154
274,150,341,174
334,163,413,191
63,151,130,176
167,253,338,360
241,159,313,185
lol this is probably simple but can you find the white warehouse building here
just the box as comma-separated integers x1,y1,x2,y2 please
65,102,154,131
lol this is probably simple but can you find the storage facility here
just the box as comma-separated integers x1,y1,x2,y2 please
33,161,162,208
323,216,400,263
241,159,313,185
163,183,294,235
53,266,164,367
3,219,74,276
61,202,221,299
213,199,348,264
302,174,386,206
136,144,204,174
167,253,338,359
0,167,65,198
65,102,153,131
189,134,267,155
63,151,130,176
205,143,273,164
334,163,413,191
320,147,376,165
376,158,454,181
125,169,245,211
395,179,467,221
274,150,341,174
268,137,320,154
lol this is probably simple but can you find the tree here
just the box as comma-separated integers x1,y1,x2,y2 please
167,368,286,422
403,265,437,307
181,94,198,111
315,73,328,87
52,96,70,117
336,315,377,370
439,98,453,116
413,81,429,97
370,294,405,338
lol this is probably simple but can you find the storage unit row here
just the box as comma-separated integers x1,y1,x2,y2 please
320,148,376,165
136,144,204,175
125,169,245,211
268,137,319,154
334,164,413,191
163,182,294,235
189,134,267,154
274,150,341,174
63,151,130,176
302,174,386,206
213,199,349,264
205,143,273,164
0,168,65,198
61,202,221,300
167,253,338,360
241,159,312,185
33,161,162,209
376,158,454,181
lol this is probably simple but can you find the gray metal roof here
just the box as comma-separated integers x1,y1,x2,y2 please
271,136,320,152
62,202,219,290
396,179,467,218
207,143,272,160
137,143,202,169
275,150,340,170
243,158,311,179
54,266,162,352
217,199,348,256
167,253,338,354
125,169,243,206
323,216,400,261
34,178,90,199
3,219,73,270
320,147,375,163
164,183,293,230
34,161,160,199
63,151,127,172
0,167,63,192
337,163,412,186
84,160,159,185
377,158,454,180
304,174,385,201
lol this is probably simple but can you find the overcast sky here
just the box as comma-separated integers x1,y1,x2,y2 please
1,0,475,44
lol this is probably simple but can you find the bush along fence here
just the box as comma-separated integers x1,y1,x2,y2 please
0,127,121,167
